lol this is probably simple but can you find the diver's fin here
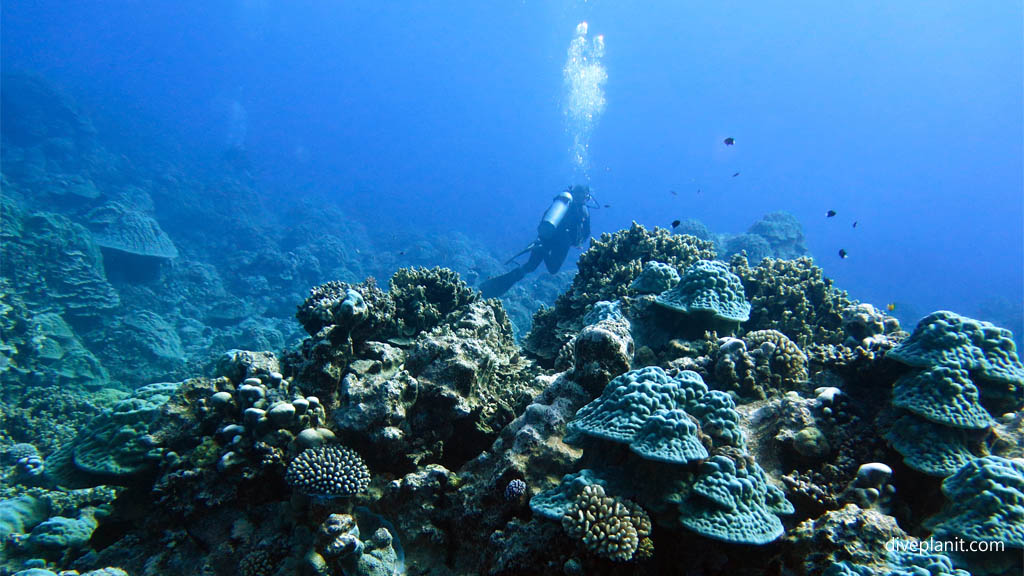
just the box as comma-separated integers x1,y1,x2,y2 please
479,268,525,298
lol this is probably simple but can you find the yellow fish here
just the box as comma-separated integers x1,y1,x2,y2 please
887,303,896,312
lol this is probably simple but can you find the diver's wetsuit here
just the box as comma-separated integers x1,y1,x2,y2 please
480,188,591,298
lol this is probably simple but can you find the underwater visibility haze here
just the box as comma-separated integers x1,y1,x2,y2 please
1,2,1022,575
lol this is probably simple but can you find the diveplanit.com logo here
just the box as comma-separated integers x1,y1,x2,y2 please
886,536,1005,553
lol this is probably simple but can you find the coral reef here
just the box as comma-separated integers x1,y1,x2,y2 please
678,454,793,545
46,382,182,488
731,254,853,348
628,261,679,295
744,211,809,260
389,266,479,336
707,329,808,398
929,456,1024,548
532,366,791,556
2,88,1021,576
884,311,1024,476
84,202,179,259
679,212,809,264
788,504,973,576
526,224,714,363
654,259,751,323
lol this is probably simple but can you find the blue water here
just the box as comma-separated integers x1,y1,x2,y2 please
3,0,1021,333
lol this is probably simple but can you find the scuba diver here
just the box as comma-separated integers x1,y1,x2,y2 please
479,185,593,298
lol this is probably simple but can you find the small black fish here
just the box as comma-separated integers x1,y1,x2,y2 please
852,221,858,228
672,219,681,228
670,189,678,196
697,188,702,195
838,248,848,259
732,172,740,177
827,210,836,218
604,204,611,208
723,137,735,146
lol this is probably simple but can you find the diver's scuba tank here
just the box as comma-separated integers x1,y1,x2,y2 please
537,190,574,241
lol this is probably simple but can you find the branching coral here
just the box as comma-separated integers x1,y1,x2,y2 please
731,254,852,348
285,446,371,499
561,484,652,562
389,266,478,336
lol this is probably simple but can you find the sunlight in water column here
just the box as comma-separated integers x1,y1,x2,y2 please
563,21,607,179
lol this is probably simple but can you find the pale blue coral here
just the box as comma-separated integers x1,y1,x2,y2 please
654,259,751,322
629,408,708,464
932,456,1024,548
529,469,609,520
677,455,792,545
629,261,680,294
889,310,1024,388
567,366,704,444
885,416,975,477
892,366,994,430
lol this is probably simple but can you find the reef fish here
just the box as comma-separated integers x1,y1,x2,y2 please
672,219,681,228
827,210,836,218
723,137,735,146
838,248,848,259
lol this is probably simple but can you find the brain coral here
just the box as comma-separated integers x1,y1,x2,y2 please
629,261,680,295
884,416,975,477
655,260,751,322
285,445,371,498
568,366,743,459
629,408,708,464
567,366,706,444
884,311,1023,477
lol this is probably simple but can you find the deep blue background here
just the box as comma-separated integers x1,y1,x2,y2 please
3,1,1022,331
